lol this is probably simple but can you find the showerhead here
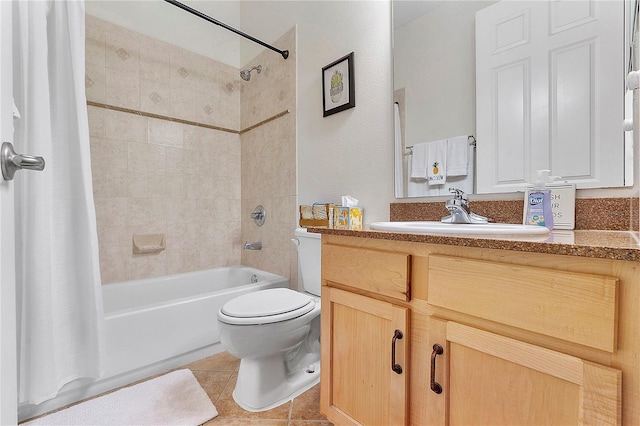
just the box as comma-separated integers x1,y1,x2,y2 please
240,65,262,81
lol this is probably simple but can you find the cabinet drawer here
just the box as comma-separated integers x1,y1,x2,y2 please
322,244,411,301
427,255,618,352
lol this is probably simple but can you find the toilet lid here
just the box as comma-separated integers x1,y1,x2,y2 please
220,288,314,324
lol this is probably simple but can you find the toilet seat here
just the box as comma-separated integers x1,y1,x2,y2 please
219,288,315,325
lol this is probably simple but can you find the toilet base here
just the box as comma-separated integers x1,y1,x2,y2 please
232,352,320,412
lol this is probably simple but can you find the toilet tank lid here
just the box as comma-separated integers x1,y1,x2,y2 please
220,288,312,318
295,228,321,239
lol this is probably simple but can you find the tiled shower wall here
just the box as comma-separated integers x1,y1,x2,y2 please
240,29,298,289
85,16,244,284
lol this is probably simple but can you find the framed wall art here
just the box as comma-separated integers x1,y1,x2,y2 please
322,52,355,117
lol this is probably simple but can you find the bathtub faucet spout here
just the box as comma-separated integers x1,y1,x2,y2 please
243,241,262,250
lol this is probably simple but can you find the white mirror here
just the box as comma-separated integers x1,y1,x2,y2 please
393,0,635,198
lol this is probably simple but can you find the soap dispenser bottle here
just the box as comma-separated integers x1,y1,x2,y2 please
524,170,554,230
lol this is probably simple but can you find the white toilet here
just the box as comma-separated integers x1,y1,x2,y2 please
217,228,321,412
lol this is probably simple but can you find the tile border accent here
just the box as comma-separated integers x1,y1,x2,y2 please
239,109,290,134
87,101,290,135
87,101,238,133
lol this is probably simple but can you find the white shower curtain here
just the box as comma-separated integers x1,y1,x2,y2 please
393,103,404,198
13,0,104,405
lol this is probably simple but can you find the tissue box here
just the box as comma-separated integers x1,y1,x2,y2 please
333,207,363,230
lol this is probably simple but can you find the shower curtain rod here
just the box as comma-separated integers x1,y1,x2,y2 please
163,0,289,60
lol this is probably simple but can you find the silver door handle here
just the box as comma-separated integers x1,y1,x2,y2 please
1,142,45,181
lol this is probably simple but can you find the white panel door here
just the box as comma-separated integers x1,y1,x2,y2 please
476,0,624,193
0,1,18,424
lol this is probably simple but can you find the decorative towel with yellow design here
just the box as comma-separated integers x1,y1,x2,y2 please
427,140,447,186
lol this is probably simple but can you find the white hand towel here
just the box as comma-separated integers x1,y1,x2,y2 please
427,140,447,186
444,143,475,194
410,142,429,180
446,135,469,176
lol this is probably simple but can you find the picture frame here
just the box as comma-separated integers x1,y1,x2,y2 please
322,52,355,117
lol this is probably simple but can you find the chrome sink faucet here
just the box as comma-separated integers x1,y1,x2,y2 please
441,188,489,224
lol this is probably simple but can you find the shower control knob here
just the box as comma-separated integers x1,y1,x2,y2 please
251,205,266,227
1,142,46,181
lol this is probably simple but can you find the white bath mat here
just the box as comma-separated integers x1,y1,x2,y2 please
24,369,218,425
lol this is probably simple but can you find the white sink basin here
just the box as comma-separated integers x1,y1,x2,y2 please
369,221,550,236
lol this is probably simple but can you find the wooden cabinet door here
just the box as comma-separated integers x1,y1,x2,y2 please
320,287,409,426
427,318,621,425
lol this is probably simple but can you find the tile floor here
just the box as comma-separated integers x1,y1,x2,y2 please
187,351,332,425
23,351,332,426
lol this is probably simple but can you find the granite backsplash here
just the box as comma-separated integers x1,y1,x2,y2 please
390,197,639,231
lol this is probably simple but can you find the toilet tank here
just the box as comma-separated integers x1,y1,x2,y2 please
294,228,321,296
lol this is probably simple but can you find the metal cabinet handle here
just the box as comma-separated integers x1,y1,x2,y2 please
430,343,444,394
1,142,45,181
391,329,403,374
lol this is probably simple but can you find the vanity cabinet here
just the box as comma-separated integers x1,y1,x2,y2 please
426,319,621,425
425,254,622,424
321,287,409,425
320,244,411,425
319,234,637,426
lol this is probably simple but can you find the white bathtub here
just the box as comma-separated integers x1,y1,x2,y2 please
19,266,289,421
102,265,289,378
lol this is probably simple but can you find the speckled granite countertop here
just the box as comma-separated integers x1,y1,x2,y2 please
308,227,640,262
